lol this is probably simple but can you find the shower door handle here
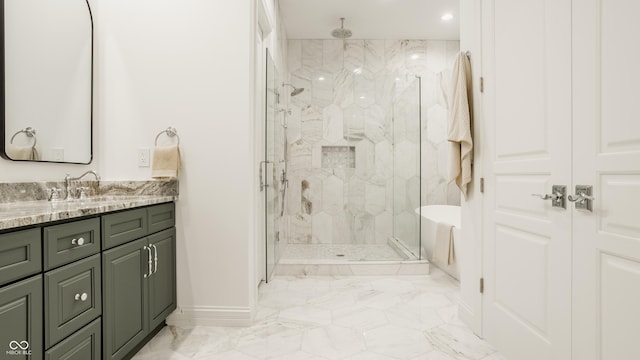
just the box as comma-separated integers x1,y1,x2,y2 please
259,161,273,191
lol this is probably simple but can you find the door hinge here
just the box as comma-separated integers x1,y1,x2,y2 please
480,77,484,93
480,178,485,193
480,278,484,293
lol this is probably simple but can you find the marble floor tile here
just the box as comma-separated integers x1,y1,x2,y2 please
133,269,506,360
364,324,433,359
301,325,366,359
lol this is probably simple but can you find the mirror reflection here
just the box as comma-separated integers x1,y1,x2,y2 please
1,0,93,163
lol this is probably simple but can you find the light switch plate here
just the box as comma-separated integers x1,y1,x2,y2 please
138,148,150,167
52,148,64,161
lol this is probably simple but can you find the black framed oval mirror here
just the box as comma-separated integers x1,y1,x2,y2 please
0,0,93,164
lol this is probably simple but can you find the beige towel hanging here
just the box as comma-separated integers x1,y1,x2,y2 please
6,145,39,160
152,145,181,178
447,51,474,199
433,222,455,266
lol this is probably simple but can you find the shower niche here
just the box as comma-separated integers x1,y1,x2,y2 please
321,146,355,169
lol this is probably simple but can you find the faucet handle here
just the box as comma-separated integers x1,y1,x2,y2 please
77,186,90,200
48,188,61,202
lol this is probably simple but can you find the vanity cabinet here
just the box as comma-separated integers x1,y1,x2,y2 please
102,204,176,360
0,201,175,360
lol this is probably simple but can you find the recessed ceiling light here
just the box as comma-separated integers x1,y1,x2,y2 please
353,68,362,74
359,95,366,99
410,54,420,60
318,76,325,81
441,13,454,21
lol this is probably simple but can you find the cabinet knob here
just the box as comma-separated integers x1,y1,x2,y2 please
71,237,85,246
74,293,88,301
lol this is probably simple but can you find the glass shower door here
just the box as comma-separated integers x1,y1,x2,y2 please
392,76,422,258
264,50,279,280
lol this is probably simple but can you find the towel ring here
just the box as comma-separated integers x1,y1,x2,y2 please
10,127,37,147
155,127,180,146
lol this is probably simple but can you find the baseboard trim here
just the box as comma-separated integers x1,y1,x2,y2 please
458,301,480,336
166,306,253,327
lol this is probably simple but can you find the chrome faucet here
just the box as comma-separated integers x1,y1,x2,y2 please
64,171,100,200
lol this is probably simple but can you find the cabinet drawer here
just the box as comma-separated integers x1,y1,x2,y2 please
44,218,100,270
0,228,41,287
45,318,101,360
0,275,43,360
45,254,101,348
147,202,175,234
102,208,147,249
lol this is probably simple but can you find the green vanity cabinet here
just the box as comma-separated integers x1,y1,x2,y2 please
0,275,43,360
102,204,176,360
0,201,176,360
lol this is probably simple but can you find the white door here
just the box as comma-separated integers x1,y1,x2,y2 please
481,0,573,359
572,1,640,359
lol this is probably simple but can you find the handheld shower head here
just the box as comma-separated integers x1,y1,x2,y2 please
282,82,304,97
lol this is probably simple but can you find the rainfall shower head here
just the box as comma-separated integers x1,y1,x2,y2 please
331,17,352,39
282,82,304,96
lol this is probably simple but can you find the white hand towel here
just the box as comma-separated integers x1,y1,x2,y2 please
152,145,181,179
447,51,474,199
6,145,39,160
433,221,455,266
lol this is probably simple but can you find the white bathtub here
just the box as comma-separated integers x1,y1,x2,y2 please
415,205,461,280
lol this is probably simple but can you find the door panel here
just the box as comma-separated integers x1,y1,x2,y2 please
572,0,640,359
598,174,640,239
494,225,548,333
599,254,640,360
482,0,572,359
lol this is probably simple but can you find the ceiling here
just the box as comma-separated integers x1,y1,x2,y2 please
278,0,460,40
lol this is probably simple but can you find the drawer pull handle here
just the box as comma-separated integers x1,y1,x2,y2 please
71,237,85,246
74,293,88,302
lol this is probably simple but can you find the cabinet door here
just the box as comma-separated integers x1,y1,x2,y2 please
148,228,176,330
45,254,101,348
102,238,148,360
0,275,42,360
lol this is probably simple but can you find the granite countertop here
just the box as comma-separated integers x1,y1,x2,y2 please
0,195,176,231
0,180,178,231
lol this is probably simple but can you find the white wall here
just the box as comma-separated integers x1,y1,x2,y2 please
96,0,258,325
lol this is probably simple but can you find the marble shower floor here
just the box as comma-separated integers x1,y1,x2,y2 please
132,269,507,360
280,244,408,262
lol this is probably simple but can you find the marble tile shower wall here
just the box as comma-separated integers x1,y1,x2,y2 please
285,39,460,246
